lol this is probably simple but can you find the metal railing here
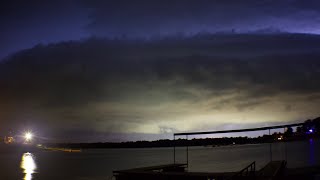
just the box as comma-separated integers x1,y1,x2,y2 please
173,122,305,166
232,161,256,177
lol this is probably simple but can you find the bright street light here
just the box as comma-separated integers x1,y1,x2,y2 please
25,132,33,141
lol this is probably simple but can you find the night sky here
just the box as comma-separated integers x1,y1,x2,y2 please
1,0,320,142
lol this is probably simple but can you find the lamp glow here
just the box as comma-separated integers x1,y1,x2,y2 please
25,132,33,141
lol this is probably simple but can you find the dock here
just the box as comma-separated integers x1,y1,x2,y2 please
113,161,286,180
257,161,286,179
113,163,235,180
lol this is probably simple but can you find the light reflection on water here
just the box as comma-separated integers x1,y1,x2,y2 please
20,153,37,180
309,138,315,165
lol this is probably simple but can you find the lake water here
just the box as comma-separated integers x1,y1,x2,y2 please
0,140,319,180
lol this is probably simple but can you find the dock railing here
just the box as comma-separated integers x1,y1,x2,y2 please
232,161,256,177
173,122,305,168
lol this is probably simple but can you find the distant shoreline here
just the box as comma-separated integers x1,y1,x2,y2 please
42,136,318,149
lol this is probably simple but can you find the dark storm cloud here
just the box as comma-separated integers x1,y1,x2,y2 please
2,0,320,60
0,0,89,59
85,0,320,37
1,33,320,141
2,34,320,105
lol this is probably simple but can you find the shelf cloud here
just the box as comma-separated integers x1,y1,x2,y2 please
0,33,319,141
